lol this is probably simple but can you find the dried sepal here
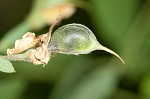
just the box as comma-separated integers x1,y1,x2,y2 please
7,33,51,65
33,34,51,65
6,13,60,65
27,49,41,64
7,32,37,55
26,48,49,65
34,47,50,64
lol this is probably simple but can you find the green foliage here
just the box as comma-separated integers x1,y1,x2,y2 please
0,58,15,73
59,67,118,99
0,77,27,99
0,0,150,99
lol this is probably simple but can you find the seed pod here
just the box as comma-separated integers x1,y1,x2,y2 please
48,23,124,64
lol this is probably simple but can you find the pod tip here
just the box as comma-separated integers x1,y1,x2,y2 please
98,45,125,64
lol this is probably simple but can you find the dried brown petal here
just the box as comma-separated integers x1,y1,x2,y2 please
7,32,37,55
34,47,50,64
27,49,44,65
6,12,60,65
33,33,50,64
22,32,35,39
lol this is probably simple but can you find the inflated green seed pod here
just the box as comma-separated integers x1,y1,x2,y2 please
48,23,124,64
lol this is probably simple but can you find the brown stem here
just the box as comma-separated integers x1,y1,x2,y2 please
47,12,61,43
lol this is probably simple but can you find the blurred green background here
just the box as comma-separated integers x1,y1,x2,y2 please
0,0,150,99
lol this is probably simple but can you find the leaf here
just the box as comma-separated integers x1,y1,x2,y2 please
61,66,118,99
0,58,15,73
139,73,150,98
89,0,140,45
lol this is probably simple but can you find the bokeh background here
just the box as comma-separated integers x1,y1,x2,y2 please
0,0,150,99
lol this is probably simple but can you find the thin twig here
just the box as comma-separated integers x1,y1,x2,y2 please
0,53,30,62
47,11,61,43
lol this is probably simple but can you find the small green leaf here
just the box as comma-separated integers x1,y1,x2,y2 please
0,58,15,73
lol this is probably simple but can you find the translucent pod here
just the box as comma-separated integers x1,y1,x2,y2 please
48,23,124,64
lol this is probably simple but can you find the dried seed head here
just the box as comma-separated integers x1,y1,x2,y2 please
48,23,125,64
7,32,51,65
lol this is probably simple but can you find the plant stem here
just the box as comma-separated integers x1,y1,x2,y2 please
0,53,30,62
